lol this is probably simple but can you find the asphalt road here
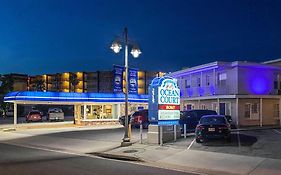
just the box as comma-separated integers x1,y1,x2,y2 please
0,142,194,175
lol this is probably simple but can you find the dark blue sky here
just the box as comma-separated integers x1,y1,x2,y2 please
1,0,281,75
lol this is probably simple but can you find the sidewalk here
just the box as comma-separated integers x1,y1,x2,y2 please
99,141,281,175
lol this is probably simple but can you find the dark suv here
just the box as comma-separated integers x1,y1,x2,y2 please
179,109,217,132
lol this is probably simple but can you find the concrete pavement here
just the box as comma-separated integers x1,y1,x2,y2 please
100,141,281,175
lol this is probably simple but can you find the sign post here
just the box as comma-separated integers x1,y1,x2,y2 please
147,76,181,144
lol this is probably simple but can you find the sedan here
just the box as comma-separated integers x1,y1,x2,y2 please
195,115,231,143
26,111,43,122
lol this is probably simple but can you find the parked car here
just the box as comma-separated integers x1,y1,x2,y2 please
130,109,149,128
195,115,231,143
5,109,14,117
26,110,43,122
118,109,149,128
47,108,64,121
179,110,217,132
118,113,132,126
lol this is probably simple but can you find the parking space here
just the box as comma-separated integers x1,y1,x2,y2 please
165,129,281,160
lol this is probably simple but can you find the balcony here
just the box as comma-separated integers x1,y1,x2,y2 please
183,85,231,98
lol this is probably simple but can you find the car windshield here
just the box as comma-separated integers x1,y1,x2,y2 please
197,110,217,117
29,111,40,115
200,117,226,125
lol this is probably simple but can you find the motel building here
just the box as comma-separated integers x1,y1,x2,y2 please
4,91,148,125
169,60,281,127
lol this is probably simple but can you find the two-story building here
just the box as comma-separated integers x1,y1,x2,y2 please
170,61,281,127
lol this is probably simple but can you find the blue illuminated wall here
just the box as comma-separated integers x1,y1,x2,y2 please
238,66,274,95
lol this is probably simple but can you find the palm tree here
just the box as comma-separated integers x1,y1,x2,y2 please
32,79,46,91
69,73,79,92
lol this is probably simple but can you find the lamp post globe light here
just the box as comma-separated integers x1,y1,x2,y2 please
110,27,141,146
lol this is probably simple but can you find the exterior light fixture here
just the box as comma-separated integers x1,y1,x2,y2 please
130,46,142,58
110,41,122,53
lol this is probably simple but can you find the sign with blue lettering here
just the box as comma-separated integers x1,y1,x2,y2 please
128,68,138,94
148,76,180,125
113,65,124,93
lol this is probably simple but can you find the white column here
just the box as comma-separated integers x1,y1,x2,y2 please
198,99,200,109
13,103,17,125
260,98,263,127
117,104,121,119
83,104,87,120
236,98,239,127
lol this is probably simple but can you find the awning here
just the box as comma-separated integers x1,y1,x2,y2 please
4,91,148,104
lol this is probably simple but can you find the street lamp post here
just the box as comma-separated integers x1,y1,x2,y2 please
111,27,141,146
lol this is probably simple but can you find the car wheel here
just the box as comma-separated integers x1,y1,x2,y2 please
196,138,204,143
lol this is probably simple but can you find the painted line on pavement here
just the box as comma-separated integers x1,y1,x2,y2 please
273,129,281,134
187,138,195,150
237,131,241,148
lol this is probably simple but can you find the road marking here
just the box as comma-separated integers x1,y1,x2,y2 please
237,131,241,148
187,138,195,150
273,129,281,134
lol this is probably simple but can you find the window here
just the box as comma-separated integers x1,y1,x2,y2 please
244,103,259,119
244,103,251,118
218,73,227,86
212,103,218,113
274,104,279,119
219,73,227,80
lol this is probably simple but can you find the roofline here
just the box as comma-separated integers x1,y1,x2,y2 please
262,58,281,64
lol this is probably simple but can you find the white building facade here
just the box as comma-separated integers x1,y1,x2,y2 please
170,61,281,127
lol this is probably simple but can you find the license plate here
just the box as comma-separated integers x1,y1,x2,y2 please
208,128,215,132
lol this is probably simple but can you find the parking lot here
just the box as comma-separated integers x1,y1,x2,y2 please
165,128,281,160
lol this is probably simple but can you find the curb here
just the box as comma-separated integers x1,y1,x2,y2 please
2,128,16,132
89,152,143,162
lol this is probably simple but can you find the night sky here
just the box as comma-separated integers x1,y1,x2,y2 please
1,0,281,75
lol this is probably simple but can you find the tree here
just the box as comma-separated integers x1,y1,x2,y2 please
0,74,14,117
32,79,46,91
0,74,14,94
69,73,79,92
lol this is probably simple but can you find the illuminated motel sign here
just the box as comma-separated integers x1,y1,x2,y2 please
148,77,180,125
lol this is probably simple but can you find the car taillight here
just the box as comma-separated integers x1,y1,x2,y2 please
196,125,205,131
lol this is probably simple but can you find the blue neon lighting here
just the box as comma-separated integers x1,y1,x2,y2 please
4,91,148,103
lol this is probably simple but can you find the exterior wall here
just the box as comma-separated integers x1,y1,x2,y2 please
237,66,279,95
237,98,280,126
262,99,280,125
